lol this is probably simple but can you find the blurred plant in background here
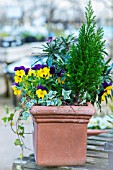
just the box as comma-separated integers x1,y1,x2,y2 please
88,115,113,130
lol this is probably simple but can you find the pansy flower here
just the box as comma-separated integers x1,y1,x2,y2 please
14,66,25,71
28,69,36,76
32,64,42,70
38,67,51,79
101,81,112,101
25,68,30,74
15,70,25,77
14,76,22,83
57,69,65,77
36,85,48,99
12,83,21,95
42,64,47,69
14,66,25,78
57,69,66,84
57,77,66,84
50,66,55,74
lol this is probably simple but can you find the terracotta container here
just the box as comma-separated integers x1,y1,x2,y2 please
30,102,95,166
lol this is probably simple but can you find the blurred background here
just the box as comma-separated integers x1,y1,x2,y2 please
0,0,113,169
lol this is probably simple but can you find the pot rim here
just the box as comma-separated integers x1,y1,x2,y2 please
30,102,95,116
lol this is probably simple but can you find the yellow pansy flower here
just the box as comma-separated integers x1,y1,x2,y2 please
14,76,22,83
14,89,21,95
101,93,106,101
28,69,36,76
15,70,25,77
101,85,112,101
36,89,47,99
12,86,17,91
12,86,21,96
43,67,50,74
36,70,41,78
38,67,50,78
105,86,112,95
46,72,52,79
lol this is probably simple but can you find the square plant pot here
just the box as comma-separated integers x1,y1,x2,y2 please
30,102,95,166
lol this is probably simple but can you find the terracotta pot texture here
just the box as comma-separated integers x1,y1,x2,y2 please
30,102,95,166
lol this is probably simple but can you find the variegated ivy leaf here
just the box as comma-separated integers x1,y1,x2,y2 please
46,101,52,106
21,97,26,104
21,111,31,120
46,98,62,106
47,90,58,99
46,100,55,106
38,99,44,104
62,89,71,100
26,99,37,108
30,99,37,104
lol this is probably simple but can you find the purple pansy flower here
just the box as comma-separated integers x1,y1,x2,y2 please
13,82,19,86
25,68,30,74
102,81,112,89
57,69,65,77
32,64,42,70
14,66,25,71
42,64,47,69
37,85,48,92
98,81,112,97
14,67,20,71
50,66,55,74
19,66,25,70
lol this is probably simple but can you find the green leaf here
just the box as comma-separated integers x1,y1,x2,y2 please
8,113,14,121
14,139,22,146
18,125,24,131
16,165,22,170
4,105,9,114
19,153,24,160
57,100,62,107
47,57,52,66
2,117,8,123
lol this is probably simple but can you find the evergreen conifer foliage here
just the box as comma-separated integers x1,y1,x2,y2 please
66,0,108,104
